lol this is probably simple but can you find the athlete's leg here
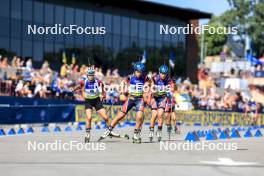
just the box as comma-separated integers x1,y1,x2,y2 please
150,97,158,128
156,108,165,141
111,98,135,128
110,111,126,128
157,108,165,127
85,108,92,143
97,108,110,127
165,112,172,133
135,111,143,130
171,111,176,127
85,108,92,129
132,110,144,143
150,110,157,128
165,112,171,126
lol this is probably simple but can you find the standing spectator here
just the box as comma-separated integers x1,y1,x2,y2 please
60,63,68,77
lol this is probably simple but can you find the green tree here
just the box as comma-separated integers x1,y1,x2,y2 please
204,21,228,56
248,2,264,57
218,0,264,57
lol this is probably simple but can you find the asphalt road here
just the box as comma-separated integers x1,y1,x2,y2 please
0,125,264,176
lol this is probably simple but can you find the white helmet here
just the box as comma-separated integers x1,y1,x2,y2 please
86,67,95,76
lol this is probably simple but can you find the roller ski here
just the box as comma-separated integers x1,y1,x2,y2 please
132,129,141,143
110,131,129,140
97,128,111,141
156,128,162,142
149,127,154,142
97,127,129,141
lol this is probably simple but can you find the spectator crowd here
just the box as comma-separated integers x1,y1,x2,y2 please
0,55,263,114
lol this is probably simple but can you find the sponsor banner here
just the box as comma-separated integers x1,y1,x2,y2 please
76,105,264,126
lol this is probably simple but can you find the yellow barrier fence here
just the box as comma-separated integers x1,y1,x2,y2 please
75,105,264,126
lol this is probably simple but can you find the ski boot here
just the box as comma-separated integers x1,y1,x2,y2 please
174,126,180,134
98,127,111,141
167,125,172,140
156,126,162,142
149,127,154,142
132,129,141,143
85,128,91,143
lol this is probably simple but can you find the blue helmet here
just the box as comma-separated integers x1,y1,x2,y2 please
159,65,169,74
133,62,145,72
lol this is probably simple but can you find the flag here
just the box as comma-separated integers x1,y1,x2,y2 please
169,51,175,68
141,50,147,64
245,35,251,52
71,53,76,65
62,50,67,64
246,53,261,65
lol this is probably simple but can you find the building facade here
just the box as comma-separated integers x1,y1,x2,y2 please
0,0,210,80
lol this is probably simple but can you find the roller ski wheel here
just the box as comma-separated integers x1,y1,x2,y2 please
132,137,141,144
123,134,130,140
149,131,154,143
156,130,162,142
84,136,90,143
97,136,107,142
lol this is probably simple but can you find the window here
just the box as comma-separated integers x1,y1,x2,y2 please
22,40,32,57
75,9,84,47
0,17,10,37
33,1,43,23
155,22,162,41
55,5,64,43
122,17,129,36
55,5,64,24
44,33,54,43
147,21,155,40
85,10,93,26
44,3,54,24
104,33,112,50
11,0,21,19
11,39,21,55
22,21,32,40
139,38,146,48
121,35,129,49
139,20,146,38
44,42,54,56
11,19,21,39
130,18,138,37
112,34,121,55
23,0,32,21
94,12,103,26
113,15,120,34
33,41,43,61
104,14,112,33
0,0,10,18
0,37,9,50
65,7,74,25
65,7,74,46
163,24,170,42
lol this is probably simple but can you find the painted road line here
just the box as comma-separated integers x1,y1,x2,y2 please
200,157,259,166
